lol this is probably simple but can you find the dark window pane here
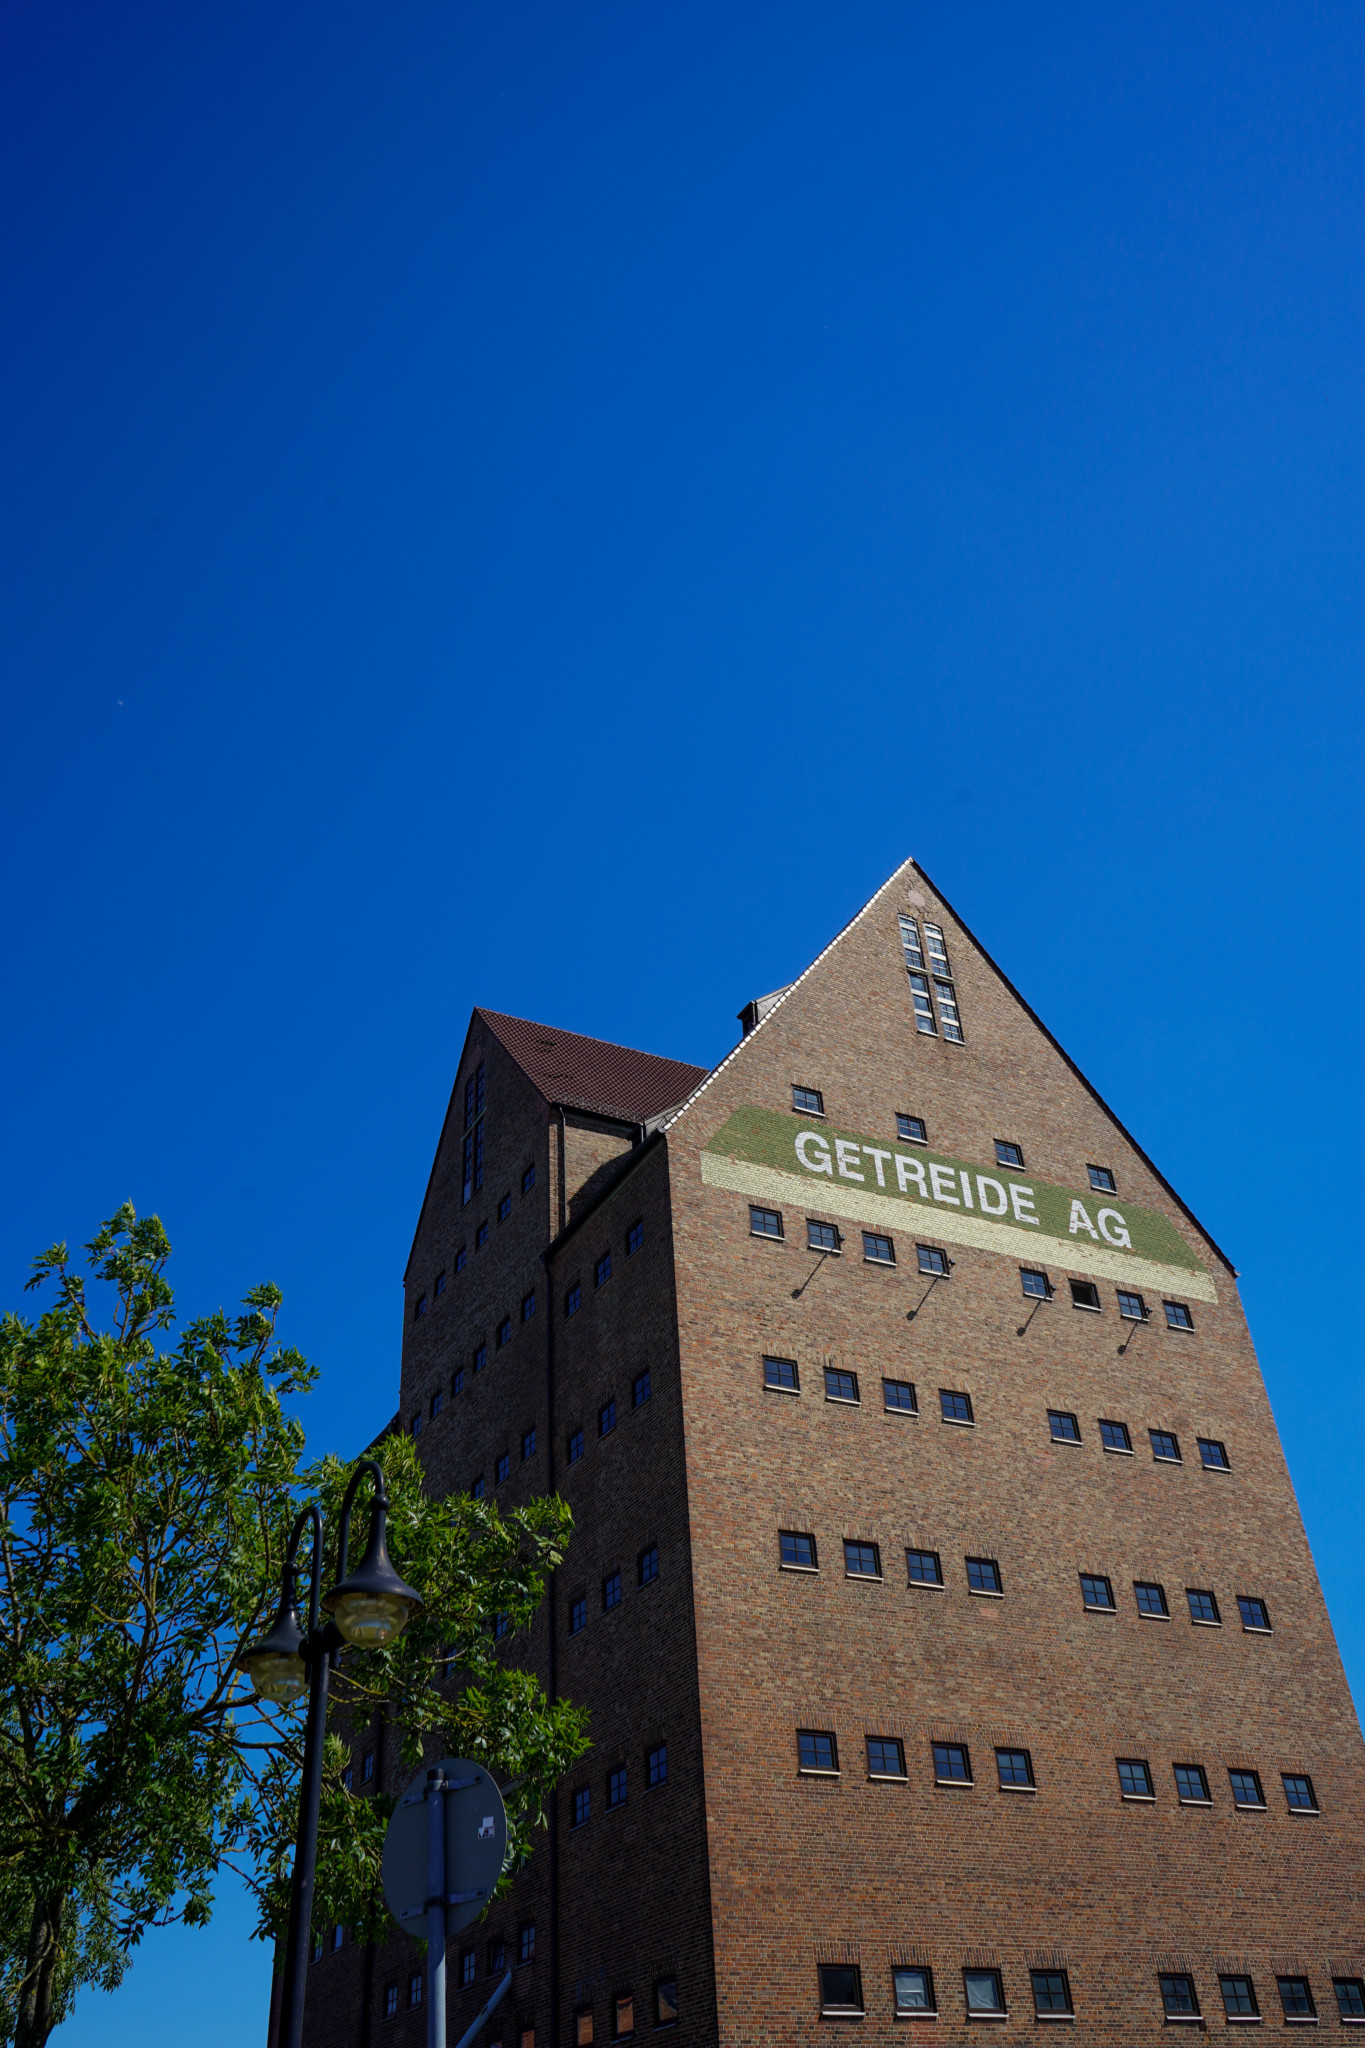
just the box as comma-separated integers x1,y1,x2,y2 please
1187,1588,1220,1624
1198,1437,1230,1470
1277,1978,1314,2019
996,1748,1033,1787
1164,1299,1194,1329
655,1981,678,2027
1022,1267,1052,1299
896,1114,927,1144
819,1965,862,2014
1088,1165,1116,1192
1160,1974,1199,2017
1031,1971,1071,2014
1237,1595,1270,1631
883,1377,917,1412
862,1231,895,1263
1220,1976,1258,2018
627,1220,644,1256
933,1742,971,1783
1334,1981,1365,2018
1283,1773,1317,1811
917,1243,949,1275
1150,1429,1181,1462
569,1597,586,1635
940,1389,973,1423
1099,1419,1131,1452
1117,1757,1153,1798
1049,1410,1080,1442
1117,1288,1146,1320
764,1356,799,1391
599,1399,616,1436
798,1730,838,1773
647,1744,667,1787
807,1219,840,1252
995,1140,1024,1168
1080,1573,1115,1610
906,1549,942,1585
779,1530,816,1569
1070,1278,1100,1309
1174,1763,1210,1803
843,1540,880,1577
602,1572,622,1610
1229,1770,1264,1808
638,1545,659,1586
792,1085,825,1116
966,1556,1001,1594
866,1736,905,1777
567,1429,584,1463
1134,1581,1168,1617
749,1207,783,1240
824,1368,859,1403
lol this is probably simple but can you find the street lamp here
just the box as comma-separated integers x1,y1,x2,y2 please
238,1457,422,2048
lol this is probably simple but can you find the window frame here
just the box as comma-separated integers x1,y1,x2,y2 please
797,1728,840,1776
965,1555,1002,1596
892,1966,936,2018
916,1243,951,1277
1134,1580,1169,1620
637,1544,659,1587
1048,1409,1081,1443
843,1538,882,1581
1079,1572,1116,1613
1219,1974,1260,2022
601,1569,623,1612
1228,1768,1266,1810
1198,1436,1231,1471
632,1369,651,1408
1087,1164,1116,1193
865,1734,907,1780
791,1084,825,1117
1173,1762,1212,1806
1068,1278,1101,1312
764,1355,800,1394
994,1139,1025,1170
1030,1969,1072,2017
1150,1428,1182,1464
932,1741,973,1786
1021,1267,1054,1301
995,1746,1035,1792
749,1205,785,1241
1282,1772,1318,1815
896,1113,928,1145
1116,1756,1155,1801
939,1388,974,1426
807,1218,842,1254
861,1230,896,1266
1186,1587,1221,1627
882,1376,918,1415
906,1547,944,1588
1276,1977,1315,2021
1158,1973,1200,2020
962,1967,1005,2017
779,1529,818,1572
626,1218,644,1257
654,1980,679,2030
818,1963,864,2018
824,1366,860,1405
1236,1594,1271,1633
1164,1299,1195,1331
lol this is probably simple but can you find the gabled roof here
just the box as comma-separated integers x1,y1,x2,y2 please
478,1009,709,1125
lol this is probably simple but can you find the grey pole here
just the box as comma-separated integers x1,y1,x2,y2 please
427,1768,447,2048
451,1970,513,2048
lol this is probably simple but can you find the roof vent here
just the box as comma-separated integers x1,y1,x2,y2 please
737,986,792,1036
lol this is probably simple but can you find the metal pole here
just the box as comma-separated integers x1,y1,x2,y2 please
280,1631,331,2048
427,1768,447,2048
451,1971,512,2048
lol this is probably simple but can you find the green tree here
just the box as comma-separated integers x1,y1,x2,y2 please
0,1208,587,2046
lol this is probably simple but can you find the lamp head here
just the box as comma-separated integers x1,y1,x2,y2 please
238,1594,307,1704
322,1498,422,1649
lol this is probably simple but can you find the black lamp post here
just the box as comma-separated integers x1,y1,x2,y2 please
238,1458,422,2048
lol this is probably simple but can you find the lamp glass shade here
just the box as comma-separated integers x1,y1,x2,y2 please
329,1589,412,1648
242,1648,308,1704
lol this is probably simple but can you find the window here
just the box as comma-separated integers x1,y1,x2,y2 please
749,1206,783,1240
1080,1572,1115,1611
1186,1588,1220,1625
798,1729,839,1773
470,1474,484,1500
780,1530,818,1570
819,1965,863,2016
1099,1418,1132,1453
498,1192,512,1223
331,1923,344,1952
1277,1979,1315,2020
431,1390,443,1419
893,1968,935,2015
1087,1164,1116,1192
1021,1267,1052,1300
907,1548,943,1586
792,1084,824,1115
883,1377,917,1413
1229,1769,1265,1809
963,1969,1004,2015
655,1981,678,2028
600,1398,617,1437
996,1747,1034,1788
522,1164,536,1195
898,917,937,1035
966,1556,1002,1594
595,1251,612,1287
474,1341,488,1373
462,1063,486,1202
488,1939,505,1973
924,923,964,1041
764,1355,799,1392
1174,1763,1211,1804
940,1389,973,1424
608,1767,627,1809
638,1545,659,1586
496,1453,510,1486
519,1923,535,1964
1150,1429,1181,1463
1031,1971,1071,2016
862,1231,895,1265
452,1367,465,1395
569,1597,586,1635
866,1735,906,1778
522,1291,536,1323
565,1282,581,1318
461,1950,477,1988
825,1367,860,1403
455,1245,467,1274
844,1540,881,1579
572,1786,590,1827
602,1571,622,1611
1117,1757,1154,1799
409,1972,424,2009
1134,1581,1168,1618
1237,1595,1270,1631
522,1426,537,1460
1333,1980,1365,2019
613,1993,634,2039
1220,1976,1259,2019
632,1370,651,1407
475,1220,489,1249
1069,1279,1100,1311
361,1751,374,1783
933,1742,972,1783
1159,1974,1199,2018
496,1317,512,1348
807,1219,841,1253
1048,1409,1080,1443
434,1270,446,1297
1117,1289,1146,1321
1198,1437,1230,1470
415,1292,427,1320
1282,1773,1317,1813
995,1139,1024,1169
1164,1299,1194,1330
385,1984,399,2019
410,1413,422,1438
567,1428,585,1464
647,1743,667,1787
492,1612,510,1640
897,1113,927,1144
917,1243,949,1276
627,1219,644,1256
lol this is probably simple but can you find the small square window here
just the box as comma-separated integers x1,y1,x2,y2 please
934,1741,972,1783
522,1426,537,1460
1198,1437,1230,1470
385,1983,399,2019
897,1114,927,1144
569,1596,586,1635
1080,1572,1115,1611
455,1245,467,1273
863,1231,896,1264
473,1341,488,1373
1237,1595,1270,1632
522,1164,536,1195
496,1452,510,1485
638,1544,659,1586
764,1356,799,1392
966,1556,1001,1595
595,1251,612,1287
1164,1299,1194,1330
475,1220,489,1249
1087,1164,1116,1192
655,1980,678,2028
647,1743,667,1786
1282,1773,1317,1812
632,1370,651,1408
893,1967,935,2014
940,1389,973,1424
1174,1762,1211,1804
906,1548,943,1586
1117,1757,1153,1798
996,1747,1033,1788
1134,1581,1168,1618
1150,1429,1181,1463
798,1729,838,1773
844,1539,881,1579
780,1530,818,1570
1116,1289,1146,1321
608,1767,627,1808
565,1282,581,1318
1099,1418,1131,1454
1048,1409,1080,1442
519,1922,536,1964
613,1993,634,2039
819,1964,863,2016
1334,1980,1365,2019
883,1377,917,1413
995,1140,1024,1169
825,1367,860,1403
1069,1279,1100,1311
1229,1769,1265,1809
1277,1978,1315,2020
522,1291,536,1323
600,1398,617,1437
461,1951,476,1988
498,1193,512,1223
572,1786,590,1827
1021,1267,1052,1300
567,1428,585,1464
496,1317,512,1348
1031,1970,1071,2015
867,1735,906,1777
1159,1973,1199,2017
602,1571,622,1610
792,1085,825,1116
917,1243,950,1276
1220,1975,1259,2019
1186,1587,1220,1625
807,1219,841,1253
749,1206,784,1241
627,1219,644,1256
470,1474,484,1500
963,1968,1004,2014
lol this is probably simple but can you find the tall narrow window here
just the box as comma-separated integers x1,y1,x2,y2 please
462,1062,486,1205
924,923,964,1041
898,916,938,1035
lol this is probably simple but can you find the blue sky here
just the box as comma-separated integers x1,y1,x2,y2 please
3,3,1364,2040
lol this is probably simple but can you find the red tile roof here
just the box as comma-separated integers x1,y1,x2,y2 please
478,1009,709,1125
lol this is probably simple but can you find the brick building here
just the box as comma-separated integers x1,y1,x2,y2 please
300,857,1365,2047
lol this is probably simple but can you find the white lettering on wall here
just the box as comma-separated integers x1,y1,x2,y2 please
795,1131,833,1175
1010,1183,1040,1226
959,1170,974,1209
928,1163,960,1206
896,1154,928,1196
862,1146,892,1189
1068,1200,1099,1239
835,1139,865,1181
976,1176,1009,1216
1097,1207,1132,1248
